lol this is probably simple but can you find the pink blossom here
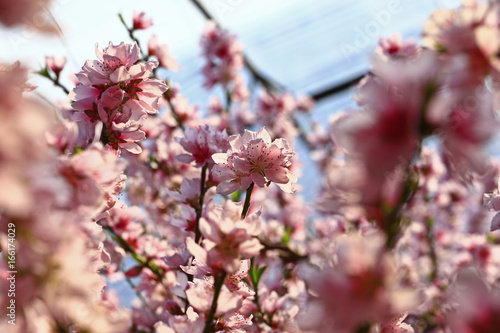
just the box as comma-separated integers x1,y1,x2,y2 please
176,125,230,167
45,120,79,154
73,42,167,105
132,11,153,30
423,0,500,82
483,176,500,231
333,51,441,181
7,3,500,332
375,34,420,60
212,127,297,195
490,213,500,232
380,313,414,333
218,312,253,331
0,0,57,32
45,56,67,77
185,277,241,315
257,91,297,117
253,188,309,242
449,272,500,333
165,177,201,205
99,203,144,246
105,117,147,154
224,259,255,298
148,34,179,71
76,42,139,85
200,21,243,89
261,290,287,314
255,91,309,140
0,63,56,216
162,307,205,333
70,42,167,153
185,201,263,274
0,62,37,110
60,143,125,211
429,87,498,174
182,237,214,277
230,74,250,103
298,233,419,332
169,204,197,235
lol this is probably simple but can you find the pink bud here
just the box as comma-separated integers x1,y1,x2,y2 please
132,11,153,30
45,56,66,77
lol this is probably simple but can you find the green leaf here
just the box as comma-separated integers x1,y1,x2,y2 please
231,189,242,202
255,266,267,285
282,227,292,245
36,67,52,79
118,13,128,28
434,42,447,53
248,259,267,288
487,234,497,244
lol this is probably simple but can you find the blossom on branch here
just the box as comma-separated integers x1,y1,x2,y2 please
200,21,243,89
184,200,263,274
212,127,297,195
132,11,153,30
176,124,230,167
70,42,168,153
45,56,67,78
148,34,179,71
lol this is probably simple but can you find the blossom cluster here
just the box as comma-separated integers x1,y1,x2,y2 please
200,21,244,91
69,42,168,154
2,2,500,333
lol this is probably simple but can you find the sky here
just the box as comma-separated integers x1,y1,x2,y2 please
1,0,460,101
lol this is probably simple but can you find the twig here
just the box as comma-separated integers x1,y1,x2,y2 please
189,0,283,92
123,272,160,322
195,163,209,243
203,271,227,333
103,226,165,283
241,183,254,219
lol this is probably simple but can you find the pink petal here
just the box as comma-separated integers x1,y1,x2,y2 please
491,212,500,231
240,177,253,191
110,67,132,83
175,153,195,164
119,142,142,154
233,157,251,173
212,153,228,164
238,238,264,258
121,130,146,141
275,181,295,194
216,181,241,195
212,164,236,182
185,237,207,265
221,256,241,274
257,127,272,143
251,172,266,187
77,178,102,206
265,167,289,184
199,218,221,243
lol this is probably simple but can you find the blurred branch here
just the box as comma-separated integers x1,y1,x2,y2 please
118,13,146,57
103,226,165,283
34,91,62,120
189,0,283,92
123,270,160,322
189,0,366,100
310,73,366,101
